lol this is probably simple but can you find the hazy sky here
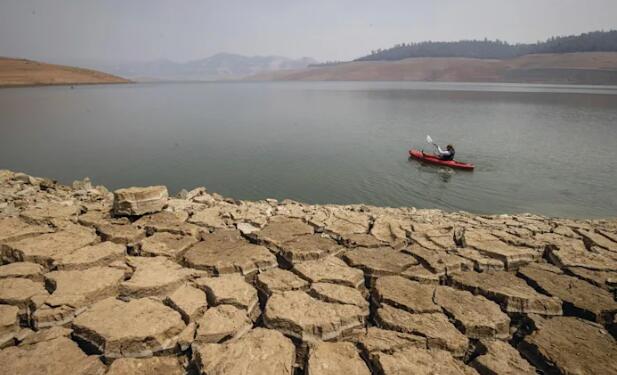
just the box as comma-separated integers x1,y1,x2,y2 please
1,0,616,63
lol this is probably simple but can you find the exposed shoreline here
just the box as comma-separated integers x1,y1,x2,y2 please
0,169,616,374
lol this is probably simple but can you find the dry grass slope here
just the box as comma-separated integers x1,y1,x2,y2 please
0,57,131,87
248,52,617,85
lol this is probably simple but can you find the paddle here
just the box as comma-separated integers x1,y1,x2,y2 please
426,135,438,153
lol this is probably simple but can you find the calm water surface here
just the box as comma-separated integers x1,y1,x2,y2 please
1,81,617,218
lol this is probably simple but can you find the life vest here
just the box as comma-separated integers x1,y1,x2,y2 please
444,148,455,161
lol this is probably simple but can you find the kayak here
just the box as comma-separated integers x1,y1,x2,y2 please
408,149,474,170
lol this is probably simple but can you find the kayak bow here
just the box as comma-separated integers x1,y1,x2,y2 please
409,149,474,170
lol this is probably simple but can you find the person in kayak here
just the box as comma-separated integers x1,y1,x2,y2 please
435,144,455,160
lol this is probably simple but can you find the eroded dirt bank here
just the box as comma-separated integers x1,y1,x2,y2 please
0,169,616,375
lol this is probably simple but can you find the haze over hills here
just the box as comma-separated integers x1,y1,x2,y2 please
248,30,617,85
248,52,617,85
0,57,130,87
88,53,318,82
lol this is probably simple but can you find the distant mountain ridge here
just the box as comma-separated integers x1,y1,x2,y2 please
357,30,617,61
96,53,317,81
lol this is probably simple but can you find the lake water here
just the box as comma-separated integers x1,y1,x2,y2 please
1,81,617,218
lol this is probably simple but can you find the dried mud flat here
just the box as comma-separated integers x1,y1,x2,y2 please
0,169,616,375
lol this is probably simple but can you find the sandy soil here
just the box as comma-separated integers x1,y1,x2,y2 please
0,57,131,87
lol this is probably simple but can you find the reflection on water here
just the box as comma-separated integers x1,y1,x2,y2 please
408,159,456,183
1,81,616,218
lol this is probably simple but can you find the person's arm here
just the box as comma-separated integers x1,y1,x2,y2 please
436,145,448,156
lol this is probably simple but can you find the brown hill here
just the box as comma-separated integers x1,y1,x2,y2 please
247,52,617,85
0,57,131,87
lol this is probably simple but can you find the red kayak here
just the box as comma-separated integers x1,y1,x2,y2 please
409,149,474,170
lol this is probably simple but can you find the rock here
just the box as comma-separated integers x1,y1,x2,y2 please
177,321,196,350
519,317,617,375
450,271,562,316
342,247,418,282
0,217,52,243
18,326,72,346
44,266,125,308
308,208,370,237
399,264,441,284
598,228,617,243
237,222,259,235
277,234,345,264
20,201,79,224
0,305,19,338
434,287,510,339
134,211,200,237
251,216,314,246
309,283,369,313
370,215,411,243
464,230,539,270
403,245,472,275
227,202,273,228
97,223,145,246
256,268,309,296
163,284,207,323
453,226,466,247
355,327,427,355
491,229,542,249
518,263,617,324
0,262,43,281
413,234,445,251
471,339,536,375
106,356,185,375
341,233,389,248
53,242,125,270
72,297,186,358
77,209,125,228
108,259,134,279
1,227,97,267
566,267,617,290
120,256,196,298
183,230,277,276
264,290,366,343
546,238,617,271
275,201,306,218
188,206,228,229
371,346,479,375
194,274,260,320
32,304,77,329
293,256,365,289
193,328,295,375
194,304,252,343
113,185,168,216
0,337,106,375
453,248,505,272
373,276,441,313
0,277,48,312
578,228,617,252
139,232,197,259
375,305,469,357
8,328,28,345
423,228,459,250
307,341,371,375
